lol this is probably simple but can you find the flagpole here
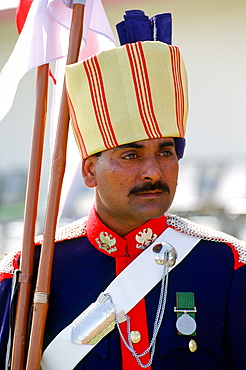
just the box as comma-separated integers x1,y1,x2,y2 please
10,63,49,370
25,3,85,369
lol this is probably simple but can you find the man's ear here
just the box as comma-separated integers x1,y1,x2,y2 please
82,157,97,188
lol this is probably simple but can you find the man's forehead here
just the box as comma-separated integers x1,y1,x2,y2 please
114,137,175,151
90,137,182,159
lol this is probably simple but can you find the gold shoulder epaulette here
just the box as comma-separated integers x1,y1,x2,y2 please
35,217,87,245
166,213,246,265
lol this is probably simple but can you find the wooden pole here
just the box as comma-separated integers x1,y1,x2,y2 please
25,4,84,369
11,63,49,370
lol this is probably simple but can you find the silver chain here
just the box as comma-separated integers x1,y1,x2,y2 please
115,250,170,368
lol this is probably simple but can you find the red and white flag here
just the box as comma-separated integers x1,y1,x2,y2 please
0,0,116,122
0,0,117,219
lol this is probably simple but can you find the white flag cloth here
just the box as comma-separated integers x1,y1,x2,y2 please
0,0,116,220
0,0,116,122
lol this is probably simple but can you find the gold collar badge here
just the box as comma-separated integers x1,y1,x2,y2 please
96,232,117,254
135,228,157,249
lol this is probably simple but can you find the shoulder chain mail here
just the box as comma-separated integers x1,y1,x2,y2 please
1,214,246,276
34,217,87,245
166,213,246,264
0,249,20,275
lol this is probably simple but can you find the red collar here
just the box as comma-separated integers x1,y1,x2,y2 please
86,206,167,258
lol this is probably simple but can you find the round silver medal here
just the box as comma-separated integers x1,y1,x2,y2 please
176,313,196,335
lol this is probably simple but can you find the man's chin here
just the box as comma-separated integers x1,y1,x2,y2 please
131,203,170,221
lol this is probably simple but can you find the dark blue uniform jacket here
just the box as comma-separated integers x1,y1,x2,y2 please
1,226,246,369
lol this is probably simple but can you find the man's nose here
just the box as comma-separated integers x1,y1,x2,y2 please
139,157,162,181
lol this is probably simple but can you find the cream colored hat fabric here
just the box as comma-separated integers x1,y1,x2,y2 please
66,41,188,159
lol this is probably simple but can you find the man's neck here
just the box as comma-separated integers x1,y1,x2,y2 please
94,207,152,237
86,206,167,258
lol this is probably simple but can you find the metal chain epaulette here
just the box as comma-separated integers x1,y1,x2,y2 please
166,213,246,265
2,214,245,277
35,217,87,245
0,249,20,275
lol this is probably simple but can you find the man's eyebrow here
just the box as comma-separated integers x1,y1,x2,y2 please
114,143,144,150
159,140,175,148
114,140,175,151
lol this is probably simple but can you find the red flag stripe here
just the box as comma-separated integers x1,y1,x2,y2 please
126,43,161,139
16,0,33,34
168,46,185,137
84,57,118,149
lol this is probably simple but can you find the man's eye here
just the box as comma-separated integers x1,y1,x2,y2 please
122,153,137,160
160,150,173,157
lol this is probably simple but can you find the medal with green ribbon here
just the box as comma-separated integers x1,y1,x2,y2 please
174,292,197,336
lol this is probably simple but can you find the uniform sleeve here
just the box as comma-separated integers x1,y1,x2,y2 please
0,251,20,369
0,277,13,369
226,263,246,369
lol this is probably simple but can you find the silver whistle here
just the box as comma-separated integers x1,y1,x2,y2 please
152,242,177,266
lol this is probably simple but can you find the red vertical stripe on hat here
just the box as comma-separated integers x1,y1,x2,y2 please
93,57,118,146
168,46,185,137
84,58,111,148
126,42,162,139
67,93,88,158
137,42,162,137
83,56,118,149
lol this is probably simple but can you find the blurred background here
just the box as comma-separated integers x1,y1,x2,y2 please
1,0,246,257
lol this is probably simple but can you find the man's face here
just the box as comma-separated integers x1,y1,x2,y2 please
82,137,179,236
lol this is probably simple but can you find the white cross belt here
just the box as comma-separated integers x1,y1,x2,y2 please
41,228,200,370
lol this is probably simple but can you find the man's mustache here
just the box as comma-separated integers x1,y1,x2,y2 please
128,181,170,196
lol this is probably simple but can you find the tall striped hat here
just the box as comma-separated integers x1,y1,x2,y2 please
66,41,188,159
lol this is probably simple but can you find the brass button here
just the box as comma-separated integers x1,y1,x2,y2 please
130,331,141,343
189,339,198,352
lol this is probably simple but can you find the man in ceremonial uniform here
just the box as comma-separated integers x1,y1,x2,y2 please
1,11,246,370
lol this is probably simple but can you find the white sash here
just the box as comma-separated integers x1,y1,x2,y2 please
41,228,200,370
